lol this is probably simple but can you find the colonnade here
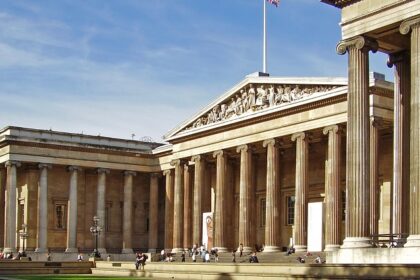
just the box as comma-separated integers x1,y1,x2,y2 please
2,162,161,254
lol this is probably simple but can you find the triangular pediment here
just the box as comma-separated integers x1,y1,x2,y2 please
164,75,348,141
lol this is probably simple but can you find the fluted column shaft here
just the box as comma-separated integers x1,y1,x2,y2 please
237,145,253,252
192,155,205,246
369,117,381,239
4,161,20,254
183,165,192,249
400,17,420,247
36,163,51,253
213,150,228,252
171,160,184,253
263,139,281,252
163,170,174,251
96,168,109,253
388,52,410,239
122,171,136,253
148,173,159,252
324,125,342,251
337,36,377,248
291,132,308,252
66,166,81,253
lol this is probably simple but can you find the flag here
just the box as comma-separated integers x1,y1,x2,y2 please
267,0,280,7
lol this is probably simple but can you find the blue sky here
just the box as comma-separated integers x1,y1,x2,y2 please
0,0,392,142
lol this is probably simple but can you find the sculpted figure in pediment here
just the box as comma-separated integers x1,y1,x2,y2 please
219,104,227,120
256,85,268,109
207,105,220,124
291,85,302,101
225,97,236,118
241,90,249,113
235,94,243,115
267,85,276,107
247,84,256,111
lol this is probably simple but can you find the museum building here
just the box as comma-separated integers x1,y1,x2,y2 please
0,0,419,264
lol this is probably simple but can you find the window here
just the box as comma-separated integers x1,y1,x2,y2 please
55,203,67,230
286,196,295,225
260,198,266,227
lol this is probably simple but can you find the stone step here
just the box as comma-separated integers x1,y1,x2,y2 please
0,260,93,275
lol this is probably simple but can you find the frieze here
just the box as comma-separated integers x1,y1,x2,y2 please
185,84,338,131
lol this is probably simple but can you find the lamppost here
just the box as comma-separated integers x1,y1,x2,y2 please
19,224,28,256
90,216,102,258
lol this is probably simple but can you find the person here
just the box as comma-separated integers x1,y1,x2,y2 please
192,251,196,262
77,253,84,261
205,251,210,263
231,250,236,263
135,253,142,270
46,253,51,262
249,252,259,263
297,256,305,263
201,249,206,262
139,253,148,270
215,250,219,262
181,251,186,262
106,254,111,262
160,249,165,261
286,247,295,256
315,255,322,264
239,243,243,258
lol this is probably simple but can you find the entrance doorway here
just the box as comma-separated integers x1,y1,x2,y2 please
307,202,323,252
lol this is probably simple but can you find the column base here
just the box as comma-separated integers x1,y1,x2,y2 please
3,247,16,254
35,248,48,253
121,248,134,254
404,235,420,247
148,248,157,253
171,248,185,254
341,237,372,249
324,244,340,252
263,246,281,253
216,247,228,253
294,245,307,252
65,247,79,253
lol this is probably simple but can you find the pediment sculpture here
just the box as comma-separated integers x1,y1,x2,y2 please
185,83,338,130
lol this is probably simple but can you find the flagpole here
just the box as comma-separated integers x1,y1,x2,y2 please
263,0,267,73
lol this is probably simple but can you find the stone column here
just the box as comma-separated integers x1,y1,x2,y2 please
122,171,136,254
163,170,174,251
148,173,159,253
323,125,342,251
337,35,378,248
192,155,205,247
171,160,184,253
96,168,109,254
400,16,420,247
66,166,81,253
236,144,253,253
35,163,51,253
213,150,228,252
263,139,281,252
3,161,20,254
183,165,192,249
369,117,381,239
291,132,308,252
388,51,410,241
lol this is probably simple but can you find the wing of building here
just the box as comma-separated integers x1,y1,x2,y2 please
0,0,419,264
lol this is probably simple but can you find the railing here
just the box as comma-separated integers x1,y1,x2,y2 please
370,233,408,248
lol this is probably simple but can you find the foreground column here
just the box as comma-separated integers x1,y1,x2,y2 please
171,160,184,253
388,51,410,242
337,35,377,248
35,163,51,253
369,117,381,239
323,125,342,251
4,161,20,254
192,155,205,247
263,139,281,252
291,132,308,252
96,168,109,254
213,150,228,252
237,145,253,253
66,166,81,253
401,16,420,247
183,165,192,249
148,173,159,252
122,171,136,254
163,170,174,251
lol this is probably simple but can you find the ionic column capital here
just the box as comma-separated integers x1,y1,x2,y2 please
191,155,204,163
262,138,277,148
123,170,137,177
163,169,172,176
213,150,225,158
5,161,21,168
97,168,110,174
291,132,306,142
38,163,52,170
323,125,342,136
170,159,186,167
336,36,378,55
67,166,82,172
236,144,250,153
387,51,410,68
400,15,420,35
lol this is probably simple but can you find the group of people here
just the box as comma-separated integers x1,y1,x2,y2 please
135,252,148,270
